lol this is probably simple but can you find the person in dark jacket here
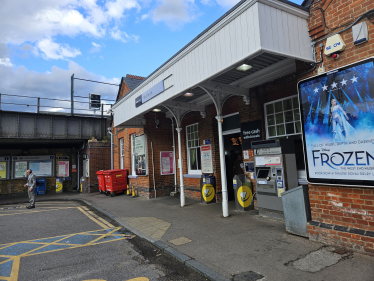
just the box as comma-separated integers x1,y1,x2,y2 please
24,169,36,209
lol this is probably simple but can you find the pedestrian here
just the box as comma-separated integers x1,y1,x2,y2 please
233,154,244,175
24,169,36,209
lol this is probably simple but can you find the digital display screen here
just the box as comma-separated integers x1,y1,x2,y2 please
257,169,269,178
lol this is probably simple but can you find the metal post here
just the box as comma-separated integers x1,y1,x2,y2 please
37,97,40,113
0,93,1,111
176,127,185,207
171,120,177,191
71,74,74,116
101,103,103,117
216,115,229,217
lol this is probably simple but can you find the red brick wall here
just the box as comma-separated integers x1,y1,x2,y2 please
301,0,374,255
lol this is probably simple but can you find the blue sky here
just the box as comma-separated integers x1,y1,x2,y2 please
0,0,304,113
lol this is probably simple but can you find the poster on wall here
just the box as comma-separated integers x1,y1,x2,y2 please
160,151,174,175
30,161,52,177
201,145,213,173
58,161,69,177
15,162,27,178
135,134,146,155
298,57,374,186
0,162,6,179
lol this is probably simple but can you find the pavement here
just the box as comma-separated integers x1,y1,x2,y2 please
1,191,374,281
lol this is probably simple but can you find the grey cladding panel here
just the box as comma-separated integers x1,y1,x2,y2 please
52,118,66,138
67,118,80,138
19,116,35,137
0,114,18,137
36,117,51,137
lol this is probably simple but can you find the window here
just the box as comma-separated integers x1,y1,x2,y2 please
264,95,301,138
131,134,147,176
186,123,201,174
120,138,124,169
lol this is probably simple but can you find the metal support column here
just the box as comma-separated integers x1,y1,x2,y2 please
176,126,185,207
71,74,74,116
216,114,229,217
37,97,40,113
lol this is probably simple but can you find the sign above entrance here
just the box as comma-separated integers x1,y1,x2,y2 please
241,120,263,150
135,81,164,107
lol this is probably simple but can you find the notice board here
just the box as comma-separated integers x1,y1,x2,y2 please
12,155,55,178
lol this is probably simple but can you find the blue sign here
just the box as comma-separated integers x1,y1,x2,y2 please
135,80,164,107
204,139,211,145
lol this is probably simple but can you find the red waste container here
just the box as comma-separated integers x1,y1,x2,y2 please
103,169,128,197
96,170,106,194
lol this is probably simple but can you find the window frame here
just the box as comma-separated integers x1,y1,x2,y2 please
185,123,202,175
120,138,124,169
264,95,302,139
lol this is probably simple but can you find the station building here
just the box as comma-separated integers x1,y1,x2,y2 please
112,0,374,255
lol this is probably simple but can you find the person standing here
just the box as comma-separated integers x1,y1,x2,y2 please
24,169,36,209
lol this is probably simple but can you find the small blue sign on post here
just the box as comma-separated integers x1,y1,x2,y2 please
203,139,211,145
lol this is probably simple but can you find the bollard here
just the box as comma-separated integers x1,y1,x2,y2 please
127,184,131,196
131,186,136,198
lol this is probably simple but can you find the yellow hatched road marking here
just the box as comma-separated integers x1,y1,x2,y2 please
86,210,114,228
0,207,78,216
77,207,108,229
88,228,118,245
8,257,19,281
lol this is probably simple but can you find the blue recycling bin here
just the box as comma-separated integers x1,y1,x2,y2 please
35,178,46,195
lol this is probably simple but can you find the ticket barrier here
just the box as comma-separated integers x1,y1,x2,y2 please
252,139,298,215
200,174,216,204
233,174,254,211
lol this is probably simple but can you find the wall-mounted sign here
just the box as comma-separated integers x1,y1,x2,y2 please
298,57,374,187
12,155,55,179
134,134,146,155
324,34,346,56
241,120,262,150
135,81,164,107
203,139,211,145
160,151,174,175
0,157,10,180
201,145,213,173
58,161,69,177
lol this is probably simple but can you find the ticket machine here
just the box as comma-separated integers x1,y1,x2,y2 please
252,139,298,214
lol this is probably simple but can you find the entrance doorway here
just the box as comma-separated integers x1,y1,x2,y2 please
224,133,243,201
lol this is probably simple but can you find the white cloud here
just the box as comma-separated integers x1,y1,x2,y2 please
37,37,81,60
152,0,200,29
90,42,102,53
0,61,120,113
92,42,101,48
110,26,139,43
106,0,141,19
141,14,149,20
201,0,240,8
0,0,141,61
0,58,13,67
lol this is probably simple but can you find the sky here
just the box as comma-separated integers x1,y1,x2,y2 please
0,0,304,114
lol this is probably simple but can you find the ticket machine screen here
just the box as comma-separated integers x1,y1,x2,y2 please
257,169,269,179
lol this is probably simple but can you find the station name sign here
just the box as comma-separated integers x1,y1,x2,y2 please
135,81,164,107
298,57,374,187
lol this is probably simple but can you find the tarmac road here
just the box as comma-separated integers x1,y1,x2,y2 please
0,200,208,281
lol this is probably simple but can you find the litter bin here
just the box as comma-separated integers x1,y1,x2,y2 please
103,169,128,197
35,178,46,195
281,185,311,237
96,170,106,194
56,178,63,193
200,174,216,204
233,174,254,211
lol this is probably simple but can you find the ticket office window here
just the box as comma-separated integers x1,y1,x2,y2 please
264,95,301,139
186,123,201,174
131,134,147,176
120,138,124,169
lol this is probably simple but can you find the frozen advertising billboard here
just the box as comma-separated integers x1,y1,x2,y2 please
298,58,374,187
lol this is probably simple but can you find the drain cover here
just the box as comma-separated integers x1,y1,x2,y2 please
233,271,263,281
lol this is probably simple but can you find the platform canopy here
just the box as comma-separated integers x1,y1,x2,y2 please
112,0,313,127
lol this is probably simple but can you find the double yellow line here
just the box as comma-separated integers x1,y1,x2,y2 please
78,206,114,229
